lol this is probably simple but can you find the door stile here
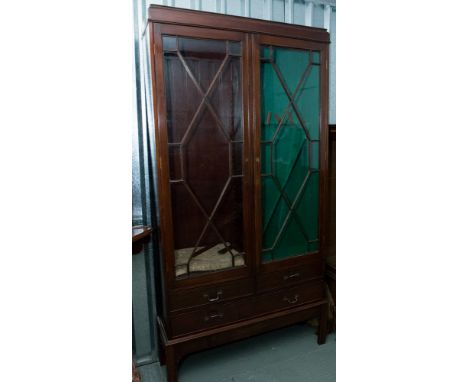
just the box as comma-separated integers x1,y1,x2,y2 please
250,34,263,273
152,23,177,290
241,32,256,278
319,44,329,257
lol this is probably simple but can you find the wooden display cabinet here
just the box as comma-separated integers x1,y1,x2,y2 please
146,5,330,381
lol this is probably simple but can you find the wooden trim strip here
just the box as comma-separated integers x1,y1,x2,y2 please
132,226,152,243
148,5,330,43
159,24,244,41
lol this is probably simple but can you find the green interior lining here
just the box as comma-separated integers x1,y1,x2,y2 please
260,46,320,263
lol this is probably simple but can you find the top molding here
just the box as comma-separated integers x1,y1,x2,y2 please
148,5,330,44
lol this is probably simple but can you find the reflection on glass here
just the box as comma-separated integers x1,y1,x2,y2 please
163,36,245,278
260,45,320,263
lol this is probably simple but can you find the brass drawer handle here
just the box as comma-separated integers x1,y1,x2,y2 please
283,295,299,304
203,290,223,302
283,272,300,281
204,312,224,322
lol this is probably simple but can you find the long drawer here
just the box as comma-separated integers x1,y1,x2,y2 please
169,278,255,312
257,257,324,292
255,280,324,316
170,297,255,337
169,280,324,337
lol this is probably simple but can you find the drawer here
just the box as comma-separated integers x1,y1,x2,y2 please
169,278,254,312
257,258,324,292
170,297,255,337
255,280,324,316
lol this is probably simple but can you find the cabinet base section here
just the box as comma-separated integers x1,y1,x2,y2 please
157,299,328,382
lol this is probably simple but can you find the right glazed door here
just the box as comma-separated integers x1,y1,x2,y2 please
254,34,327,268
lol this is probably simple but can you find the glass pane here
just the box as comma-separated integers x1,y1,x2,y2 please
309,141,319,170
296,64,320,140
163,36,245,278
162,36,177,51
274,47,310,94
260,58,289,142
178,37,226,92
260,45,320,263
311,51,320,64
228,41,241,56
232,141,243,176
164,54,203,143
260,46,272,61
168,145,182,181
210,56,243,141
261,143,272,175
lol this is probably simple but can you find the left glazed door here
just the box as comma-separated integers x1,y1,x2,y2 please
153,24,253,287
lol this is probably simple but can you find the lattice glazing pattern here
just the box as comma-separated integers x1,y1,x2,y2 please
163,36,245,278
260,45,320,263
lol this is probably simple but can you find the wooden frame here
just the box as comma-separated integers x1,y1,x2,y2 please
146,6,330,382
252,34,329,275
148,5,330,43
152,22,253,292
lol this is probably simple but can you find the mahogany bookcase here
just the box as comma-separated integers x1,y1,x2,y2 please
146,5,330,381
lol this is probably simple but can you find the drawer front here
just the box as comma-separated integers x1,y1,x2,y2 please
257,258,324,292
255,280,324,316
170,298,255,337
169,278,254,312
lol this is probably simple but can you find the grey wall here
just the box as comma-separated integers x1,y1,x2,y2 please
132,0,336,365
132,0,159,366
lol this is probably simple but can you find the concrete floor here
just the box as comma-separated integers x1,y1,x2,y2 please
138,323,336,382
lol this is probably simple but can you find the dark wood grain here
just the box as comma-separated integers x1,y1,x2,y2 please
168,277,254,313
148,5,329,43
132,226,153,243
170,296,255,337
326,256,336,302
158,299,327,362
257,257,324,292
255,280,324,316
328,123,336,258
132,226,153,255
319,38,330,265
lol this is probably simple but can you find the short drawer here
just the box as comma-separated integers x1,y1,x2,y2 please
169,278,254,312
257,258,324,292
170,297,255,337
255,280,324,316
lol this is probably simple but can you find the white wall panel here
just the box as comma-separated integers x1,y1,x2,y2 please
201,0,216,12
313,3,324,27
272,0,284,22
293,1,306,26
174,0,191,8
250,0,264,19
226,0,243,16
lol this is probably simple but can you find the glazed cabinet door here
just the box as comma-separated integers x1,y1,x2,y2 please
152,24,253,287
253,34,328,276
